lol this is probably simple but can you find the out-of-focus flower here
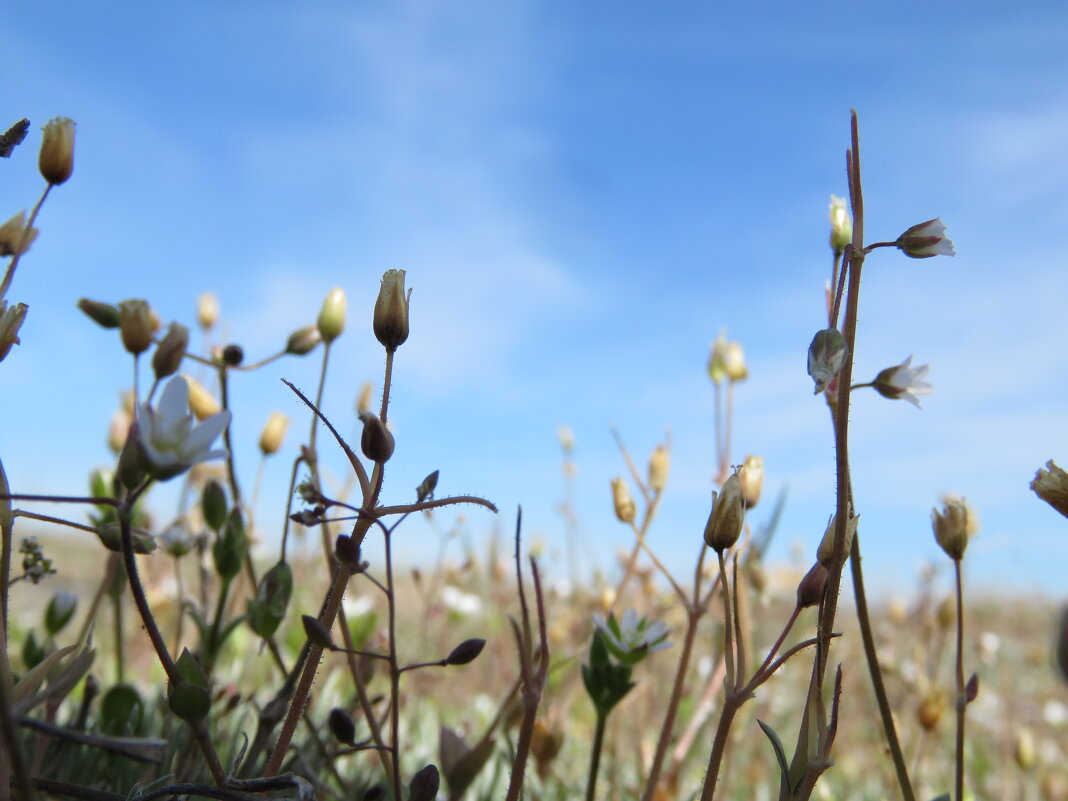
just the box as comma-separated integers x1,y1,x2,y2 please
1031,460,1068,519
0,211,37,257
137,376,231,481
317,287,346,344
648,444,670,493
108,408,132,453
356,381,373,413
182,374,221,420
0,301,28,363
703,473,745,553
197,292,219,330
557,424,574,453
737,454,763,509
931,495,978,561
895,218,955,259
610,477,636,524
872,355,932,407
373,269,410,352
592,609,671,666
259,411,289,456
817,513,859,566
829,195,852,253
118,300,154,355
39,117,75,185
807,328,849,395
285,324,321,355
160,521,196,558
441,585,482,615
709,330,748,384
152,323,189,381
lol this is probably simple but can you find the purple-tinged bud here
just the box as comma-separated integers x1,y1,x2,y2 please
118,300,154,355
358,410,395,463
152,323,189,381
807,328,849,395
373,269,410,352
796,562,828,608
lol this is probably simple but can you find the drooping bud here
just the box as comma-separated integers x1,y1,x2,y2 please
610,477,636,524
0,211,37,257
1031,460,1068,519
895,218,955,259
328,708,357,746
0,301,28,363
703,473,745,553
118,300,154,355
77,298,120,329
317,287,347,344
817,514,858,566
796,562,828,608
197,292,219,329
931,495,977,561
828,195,852,253
358,410,395,463
373,269,410,352
807,328,849,395
648,444,670,493
737,454,764,509
259,411,289,455
183,374,221,420
38,117,75,185
152,323,189,381
285,324,322,355
445,638,486,666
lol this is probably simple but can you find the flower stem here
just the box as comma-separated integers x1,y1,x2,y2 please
954,558,966,801
0,183,51,301
585,712,608,801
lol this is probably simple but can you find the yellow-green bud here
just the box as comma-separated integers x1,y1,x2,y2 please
317,287,347,344
259,411,289,456
197,292,219,329
118,299,154,355
373,269,410,352
152,323,189,381
931,496,977,561
0,211,37,258
829,195,852,253
648,444,670,493
182,374,221,420
703,473,745,553
39,117,75,186
610,477,636,524
78,298,120,329
737,454,763,509
1015,728,1036,771
285,324,322,355
1031,460,1068,519
817,513,858,566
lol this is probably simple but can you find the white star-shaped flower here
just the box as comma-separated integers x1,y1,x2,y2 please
137,376,231,480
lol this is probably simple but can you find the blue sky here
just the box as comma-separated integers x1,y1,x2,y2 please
3,1,1067,600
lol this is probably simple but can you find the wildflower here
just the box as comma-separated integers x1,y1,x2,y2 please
117,300,154,355
0,211,37,257
931,495,978,561
38,117,75,185
737,454,764,509
197,292,219,329
373,269,410,352
871,355,932,407
895,218,955,258
708,330,748,384
160,521,196,557
0,301,28,363
610,477,636,524
182,374,221,420
807,328,849,395
317,287,346,343
829,195,852,253
137,376,231,481
1031,460,1068,519
259,411,290,455
592,609,671,666
703,473,745,553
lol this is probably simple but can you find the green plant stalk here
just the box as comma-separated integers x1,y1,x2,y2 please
203,575,233,674
698,694,742,801
218,368,258,595
118,503,226,785
718,550,736,691
954,558,966,801
112,593,125,683
585,711,608,801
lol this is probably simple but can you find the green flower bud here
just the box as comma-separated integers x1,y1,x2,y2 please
373,269,410,352
45,591,77,635
152,323,189,381
77,298,121,329
317,287,347,344
201,480,228,531
285,324,322,355
118,300,154,355
248,561,293,638
212,508,246,581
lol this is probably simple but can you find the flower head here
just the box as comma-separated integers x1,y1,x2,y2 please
137,376,231,480
373,269,411,352
592,609,671,666
931,495,978,561
895,218,955,259
39,117,75,185
872,355,932,407
1031,460,1068,519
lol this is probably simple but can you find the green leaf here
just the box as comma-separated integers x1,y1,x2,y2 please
757,719,793,797
168,682,210,724
202,480,228,531
101,683,144,735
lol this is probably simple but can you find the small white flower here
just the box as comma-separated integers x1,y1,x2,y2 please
593,609,671,665
441,585,482,615
872,355,933,408
160,521,196,557
896,218,956,258
137,376,231,480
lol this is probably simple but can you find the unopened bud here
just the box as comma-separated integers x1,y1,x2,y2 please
1032,460,1068,519
77,298,120,329
358,410,395,463
118,300,154,355
648,444,670,493
446,638,486,666
38,117,75,185
703,473,745,553
285,324,322,355
807,328,849,395
152,323,189,381
259,411,289,455
117,422,148,490
317,287,346,344
1014,728,1036,771
0,212,38,257
329,708,357,746
817,514,858,566
611,477,636,524
895,218,955,259
373,269,410,352
197,292,219,329
222,344,243,366
932,495,977,561
708,331,748,384
737,455,763,509
796,562,828,608
829,195,852,253
183,374,221,420
108,409,131,453
918,689,947,731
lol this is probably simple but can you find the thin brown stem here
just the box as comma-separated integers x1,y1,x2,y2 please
0,183,51,301
954,558,966,801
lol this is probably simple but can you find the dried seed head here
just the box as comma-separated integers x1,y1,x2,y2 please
0,211,37,257
932,495,977,561
152,323,189,381
703,473,744,553
1032,460,1068,519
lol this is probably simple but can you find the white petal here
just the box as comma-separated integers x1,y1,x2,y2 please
182,410,232,458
